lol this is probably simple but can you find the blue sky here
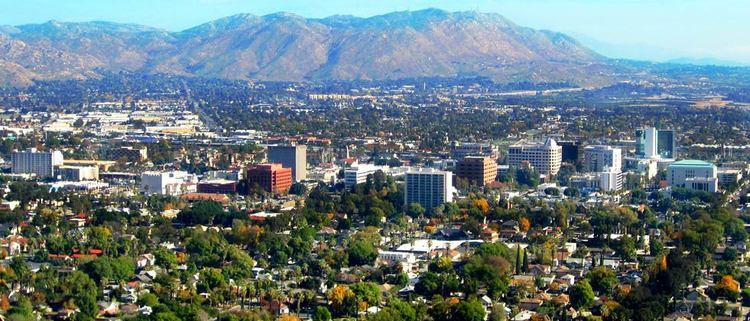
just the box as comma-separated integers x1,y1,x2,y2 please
1,0,749,64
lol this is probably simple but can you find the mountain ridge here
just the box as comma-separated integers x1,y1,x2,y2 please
0,8,618,86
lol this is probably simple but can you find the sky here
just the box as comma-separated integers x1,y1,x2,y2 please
0,0,749,65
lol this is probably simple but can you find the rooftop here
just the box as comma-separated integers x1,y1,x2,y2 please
669,160,715,168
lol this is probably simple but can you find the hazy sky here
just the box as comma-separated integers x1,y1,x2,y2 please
1,0,748,64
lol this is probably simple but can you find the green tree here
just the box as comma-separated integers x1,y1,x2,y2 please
348,239,378,266
570,280,595,309
587,267,618,295
62,272,98,319
313,306,332,321
453,298,486,321
351,281,381,308
406,203,425,218
289,183,308,195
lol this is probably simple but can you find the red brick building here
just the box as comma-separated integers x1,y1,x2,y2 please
247,163,293,194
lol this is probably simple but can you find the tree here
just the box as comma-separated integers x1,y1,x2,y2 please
177,201,223,226
138,292,159,306
351,282,381,309
616,236,637,262
515,245,522,275
154,248,178,270
406,203,425,218
62,271,98,319
717,275,740,300
570,280,595,309
519,217,530,232
474,199,490,215
348,239,378,266
328,285,357,317
522,248,529,273
453,298,486,321
563,187,581,198
587,267,618,295
488,302,507,321
289,183,308,195
313,306,332,321
650,239,664,256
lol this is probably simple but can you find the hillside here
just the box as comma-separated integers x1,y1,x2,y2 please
0,9,621,86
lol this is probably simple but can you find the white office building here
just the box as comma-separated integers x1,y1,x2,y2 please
140,171,198,195
667,160,718,192
507,138,563,176
11,148,64,179
404,168,454,211
570,167,622,193
58,165,99,181
598,167,623,192
344,164,387,188
584,145,622,173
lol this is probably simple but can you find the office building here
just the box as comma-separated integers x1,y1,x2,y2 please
667,160,718,192
11,148,64,179
583,145,622,173
455,156,498,186
598,167,623,192
344,164,386,188
636,127,675,159
570,166,622,193
58,165,99,181
268,145,307,182
558,140,583,164
247,163,293,194
507,138,563,176
718,169,743,185
140,171,198,196
405,168,454,211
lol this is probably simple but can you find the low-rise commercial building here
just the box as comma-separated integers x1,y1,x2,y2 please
140,171,198,196
667,160,718,192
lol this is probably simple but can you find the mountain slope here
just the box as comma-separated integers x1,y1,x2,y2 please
0,9,617,86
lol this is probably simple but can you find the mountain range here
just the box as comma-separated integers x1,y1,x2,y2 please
0,9,632,86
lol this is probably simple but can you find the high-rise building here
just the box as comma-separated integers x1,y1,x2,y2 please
667,160,718,192
140,171,198,196
246,163,293,194
268,145,307,182
657,130,675,159
405,168,453,211
11,148,64,178
455,156,498,186
558,140,583,164
636,127,675,159
583,145,622,173
507,138,563,176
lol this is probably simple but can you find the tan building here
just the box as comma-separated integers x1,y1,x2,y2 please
455,156,497,186
507,138,563,176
